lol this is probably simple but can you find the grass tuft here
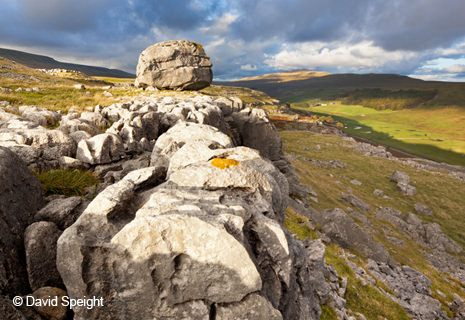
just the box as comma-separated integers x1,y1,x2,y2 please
34,169,98,197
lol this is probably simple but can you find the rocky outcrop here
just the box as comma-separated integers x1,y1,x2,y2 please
0,147,44,296
367,260,449,319
57,121,320,319
135,40,213,90
311,208,393,264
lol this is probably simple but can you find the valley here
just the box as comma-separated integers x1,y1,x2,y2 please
219,71,465,166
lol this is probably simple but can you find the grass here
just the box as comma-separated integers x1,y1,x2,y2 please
325,244,411,320
35,169,99,197
280,129,465,314
342,88,437,110
291,102,465,166
93,76,135,83
284,207,320,240
320,303,338,320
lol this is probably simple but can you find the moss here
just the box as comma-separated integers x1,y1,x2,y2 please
210,158,239,170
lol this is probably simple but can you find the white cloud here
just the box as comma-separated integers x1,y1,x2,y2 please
240,64,257,71
445,64,465,73
265,41,418,72
436,39,465,56
200,12,238,35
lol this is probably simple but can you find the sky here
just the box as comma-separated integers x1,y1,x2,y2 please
1,0,465,81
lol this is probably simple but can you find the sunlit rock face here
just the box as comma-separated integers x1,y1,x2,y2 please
135,40,213,91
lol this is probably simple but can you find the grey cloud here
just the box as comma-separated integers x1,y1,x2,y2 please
230,0,465,52
0,0,465,79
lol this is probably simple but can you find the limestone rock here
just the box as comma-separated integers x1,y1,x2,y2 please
57,123,319,319
391,170,416,195
35,196,85,230
59,116,102,136
397,183,417,196
150,121,233,169
313,208,392,264
341,192,370,212
76,133,124,164
80,111,108,129
24,222,63,291
368,261,448,320
229,108,283,161
391,170,410,185
58,156,89,170
135,40,212,90
216,293,282,320
414,203,433,216
0,147,44,295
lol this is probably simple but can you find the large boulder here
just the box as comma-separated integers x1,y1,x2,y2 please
57,125,320,320
135,40,212,90
0,147,44,296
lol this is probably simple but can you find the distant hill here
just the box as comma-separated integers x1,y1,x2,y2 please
0,48,135,78
236,70,330,83
216,71,465,103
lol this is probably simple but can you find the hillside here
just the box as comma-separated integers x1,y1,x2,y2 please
218,71,465,166
218,71,465,106
236,70,331,83
0,48,135,78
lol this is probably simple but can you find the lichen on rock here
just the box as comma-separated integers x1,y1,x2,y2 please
210,157,239,169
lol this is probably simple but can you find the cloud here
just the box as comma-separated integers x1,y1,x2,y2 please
230,0,465,52
265,41,421,73
444,64,465,73
240,64,257,71
0,0,464,80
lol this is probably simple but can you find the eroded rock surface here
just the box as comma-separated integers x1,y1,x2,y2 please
57,122,320,320
135,40,213,90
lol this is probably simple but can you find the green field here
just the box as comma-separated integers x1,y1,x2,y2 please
291,102,465,165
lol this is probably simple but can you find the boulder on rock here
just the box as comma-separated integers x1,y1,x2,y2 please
135,40,212,90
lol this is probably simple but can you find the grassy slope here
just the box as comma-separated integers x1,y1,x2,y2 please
295,102,465,166
0,48,135,78
281,129,465,317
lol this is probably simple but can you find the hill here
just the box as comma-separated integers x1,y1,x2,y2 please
218,71,465,166
217,71,465,106
0,48,135,78
236,70,330,83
